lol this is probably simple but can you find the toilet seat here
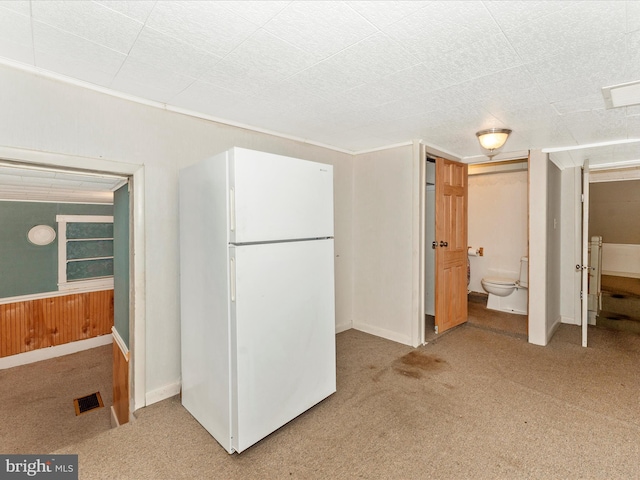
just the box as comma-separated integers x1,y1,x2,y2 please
482,276,516,286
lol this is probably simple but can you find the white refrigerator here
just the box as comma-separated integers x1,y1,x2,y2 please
179,147,336,454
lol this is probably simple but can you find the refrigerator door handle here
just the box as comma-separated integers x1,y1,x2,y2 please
230,257,236,302
229,187,236,232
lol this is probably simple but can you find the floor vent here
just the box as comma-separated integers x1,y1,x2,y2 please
73,392,104,416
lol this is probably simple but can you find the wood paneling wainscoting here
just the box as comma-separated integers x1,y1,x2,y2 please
0,290,113,358
112,330,129,426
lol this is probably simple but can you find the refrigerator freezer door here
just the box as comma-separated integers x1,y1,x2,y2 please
229,239,336,453
229,148,334,244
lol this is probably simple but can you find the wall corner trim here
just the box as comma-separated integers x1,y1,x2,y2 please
111,326,129,361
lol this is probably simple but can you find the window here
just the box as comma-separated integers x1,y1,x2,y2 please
56,215,114,291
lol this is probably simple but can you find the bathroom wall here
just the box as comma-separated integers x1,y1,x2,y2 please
467,169,528,293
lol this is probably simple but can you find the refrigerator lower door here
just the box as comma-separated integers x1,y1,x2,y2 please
229,238,336,453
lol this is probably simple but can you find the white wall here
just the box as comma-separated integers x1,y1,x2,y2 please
352,145,415,346
602,244,640,278
0,63,354,407
468,170,528,292
547,161,562,337
528,150,548,345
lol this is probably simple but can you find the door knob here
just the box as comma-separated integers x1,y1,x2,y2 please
440,241,448,247
432,241,438,249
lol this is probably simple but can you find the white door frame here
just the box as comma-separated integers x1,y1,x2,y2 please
0,145,146,412
581,160,589,347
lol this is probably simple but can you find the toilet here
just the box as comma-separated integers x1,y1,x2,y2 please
481,257,528,315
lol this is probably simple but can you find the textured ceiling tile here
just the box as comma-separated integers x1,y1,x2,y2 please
146,1,259,57
627,0,640,32
0,1,30,16
626,105,640,117
626,115,640,137
384,1,501,60
561,109,628,144
33,21,126,83
419,33,522,88
287,61,366,98
225,30,318,78
468,70,548,116
127,27,221,80
494,105,560,133
484,1,578,30
503,1,626,63
263,1,378,59
626,29,640,79
325,64,432,111
199,58,283,96
32,0,144,54
322,32,421,83
526,39,628,94
346,1,431,28
379,64,447,98
0,7,33,64
246,83,326,116
111,57,197,103
215,1,289,26
551,94,607,115
93,1,156,22
171,80,256,121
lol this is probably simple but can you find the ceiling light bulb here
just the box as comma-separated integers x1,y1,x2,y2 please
476,128,512,155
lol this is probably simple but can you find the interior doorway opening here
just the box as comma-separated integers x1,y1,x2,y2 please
587,170,640,335
0,150,142,444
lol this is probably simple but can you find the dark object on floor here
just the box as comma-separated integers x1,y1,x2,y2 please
74,392,104,416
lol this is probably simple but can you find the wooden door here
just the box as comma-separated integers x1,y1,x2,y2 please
435,158,468,334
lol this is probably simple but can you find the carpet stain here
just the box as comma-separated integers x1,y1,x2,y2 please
392,351,446,379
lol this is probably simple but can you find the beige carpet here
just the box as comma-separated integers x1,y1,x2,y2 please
0,344,112,454
601,275,640,297
39,324,639,479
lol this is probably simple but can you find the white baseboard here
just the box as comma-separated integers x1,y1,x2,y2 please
145,381,181,406
0,334,113,370
602,270,640,279
561,315,580,325
335,322,351,334
352,321,412,346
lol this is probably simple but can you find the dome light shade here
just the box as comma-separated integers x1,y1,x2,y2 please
476,128,512,156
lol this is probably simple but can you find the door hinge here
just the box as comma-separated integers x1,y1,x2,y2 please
580,291,583,300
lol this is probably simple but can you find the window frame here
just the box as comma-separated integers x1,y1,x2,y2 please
56,214,115,292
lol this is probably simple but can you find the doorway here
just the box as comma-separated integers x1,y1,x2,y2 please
466,159,529,338
0,150,142,438
588,174,640,334
421,153,468,342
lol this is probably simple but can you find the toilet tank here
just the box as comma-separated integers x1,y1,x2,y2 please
519,256,528,288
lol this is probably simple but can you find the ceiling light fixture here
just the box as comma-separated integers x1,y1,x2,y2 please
476,128,512,157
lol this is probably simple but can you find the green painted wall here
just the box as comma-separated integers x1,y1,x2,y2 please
113,184,130,347
0,201,113,298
